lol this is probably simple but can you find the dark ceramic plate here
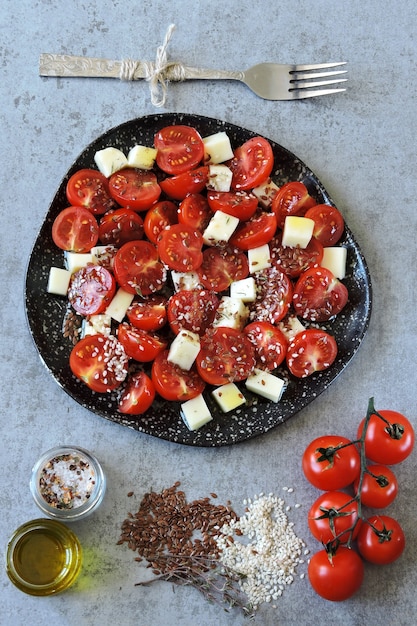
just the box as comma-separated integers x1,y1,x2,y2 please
25,113,372,447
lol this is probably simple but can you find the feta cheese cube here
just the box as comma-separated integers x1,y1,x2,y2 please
252,178,280,208
127,145,157,170
105,288,135,323
64,251,94,273
181,394,213,431
168,330,200,371
206,164,233,192
278,315,306,341
94,147,128,177
230,277,257,302
202,210,239,246
282,216,315,249
171,270,202,292
248,244,271,273
47,267,72,296
321,246,347,279
245,368,285,403
82,314,112,337
212,296,249,330
203,132,234,164
212,383,246,412
91,245,117,268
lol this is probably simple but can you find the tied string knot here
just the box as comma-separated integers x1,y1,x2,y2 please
119,24,184,107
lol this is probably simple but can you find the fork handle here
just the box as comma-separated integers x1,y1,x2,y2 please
39,53,244,82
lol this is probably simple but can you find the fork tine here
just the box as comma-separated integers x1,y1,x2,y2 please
291,87,347,99
291,78,348,90
291,69,347,81
292,62,347,72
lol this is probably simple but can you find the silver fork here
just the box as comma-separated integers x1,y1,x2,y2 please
39,54,347,101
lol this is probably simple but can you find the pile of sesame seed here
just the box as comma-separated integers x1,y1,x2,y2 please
215,491,307,609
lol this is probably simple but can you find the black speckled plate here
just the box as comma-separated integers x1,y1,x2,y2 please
25,113,372,447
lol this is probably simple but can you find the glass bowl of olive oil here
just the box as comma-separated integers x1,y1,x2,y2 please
6,518,82,595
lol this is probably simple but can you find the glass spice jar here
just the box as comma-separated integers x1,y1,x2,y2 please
6,518,82,596
30,445,106,521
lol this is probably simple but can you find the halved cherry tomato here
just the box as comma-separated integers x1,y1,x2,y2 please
178,193,212,232
270,233,324,278
230,211,277,250
308,490,360,544
308,547,364,602
151,349,206,401
286,329,338,378
207,190,258,221
98,208,144,246
357,410,415,465
356,515,405,565
118,371,156,415
159,166,208,200
68,264,116,316
143,200,178,244
302,435,361,491
353,464,398,508
69,333,128,393
244,321,288,370
66,168,116,215
250,266,293,324
52,206,99,252
113,240,166,295
304,204,345,246
154,125,204,175
157,223,203,272
228,136,274,190
117,323,167,362
109,168,161,211
293,266,348,321
126,295,168,331
197,246,249,292
167,290,219,336
196,327,256,385
271,181,316,229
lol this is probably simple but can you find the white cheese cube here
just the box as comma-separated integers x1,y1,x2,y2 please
212,383,246,413
82,314,112,337
171,270,202,292
213,296,249,330
321,246,347,279
203,132,234,164
94,147,128,177
245,368,285,403
91,245,117,268
282,216,315,249
248,244,271,273
47,267,72,296
252,178,280,208
229,277,257,303
105,288,135,323
206,164,233,192
127,145,157,170
202,210,239,246
277,315,306,341
181,394,213,431
64,251,94,273
168,330,200,371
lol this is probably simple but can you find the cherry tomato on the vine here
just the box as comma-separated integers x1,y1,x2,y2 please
357,410,414,465
356,515,405,565
308,547,364,602
308,490,359,544
353,464,398,509
302,435,361,491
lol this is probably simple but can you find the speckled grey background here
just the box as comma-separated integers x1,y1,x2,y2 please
1,1,416,625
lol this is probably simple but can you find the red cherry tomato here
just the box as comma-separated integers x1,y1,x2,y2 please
308,547,364,602
244,321,288,370
68,264,116,316
98,208,144,246
270,233,324,279
250,267,293,324
353,464,398,508
157,223,203,272
304,204,345,246
196,327,256,386
143,200,178,244
69,334,128,393
154,125,204,175
271,181,316,229
357,515,405,565
228,136,274,190
178,193,212,232
207,190,258,221
308,491,360,544
159,166,208,200
302,435,361,491
151,350,206,401
229,211,277,250
113,240,166,296
118,371,156,415
66,168,116,215
286,329,338,378
357,409,414,465
293,266,348,322
167,290,219,336
52,206,99,252
197,246,249,292
126,295,168,331
109,168,161,211
117,323,167,362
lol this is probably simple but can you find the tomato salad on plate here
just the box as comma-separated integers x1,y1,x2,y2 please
48,123,349,424
26,113,372,446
